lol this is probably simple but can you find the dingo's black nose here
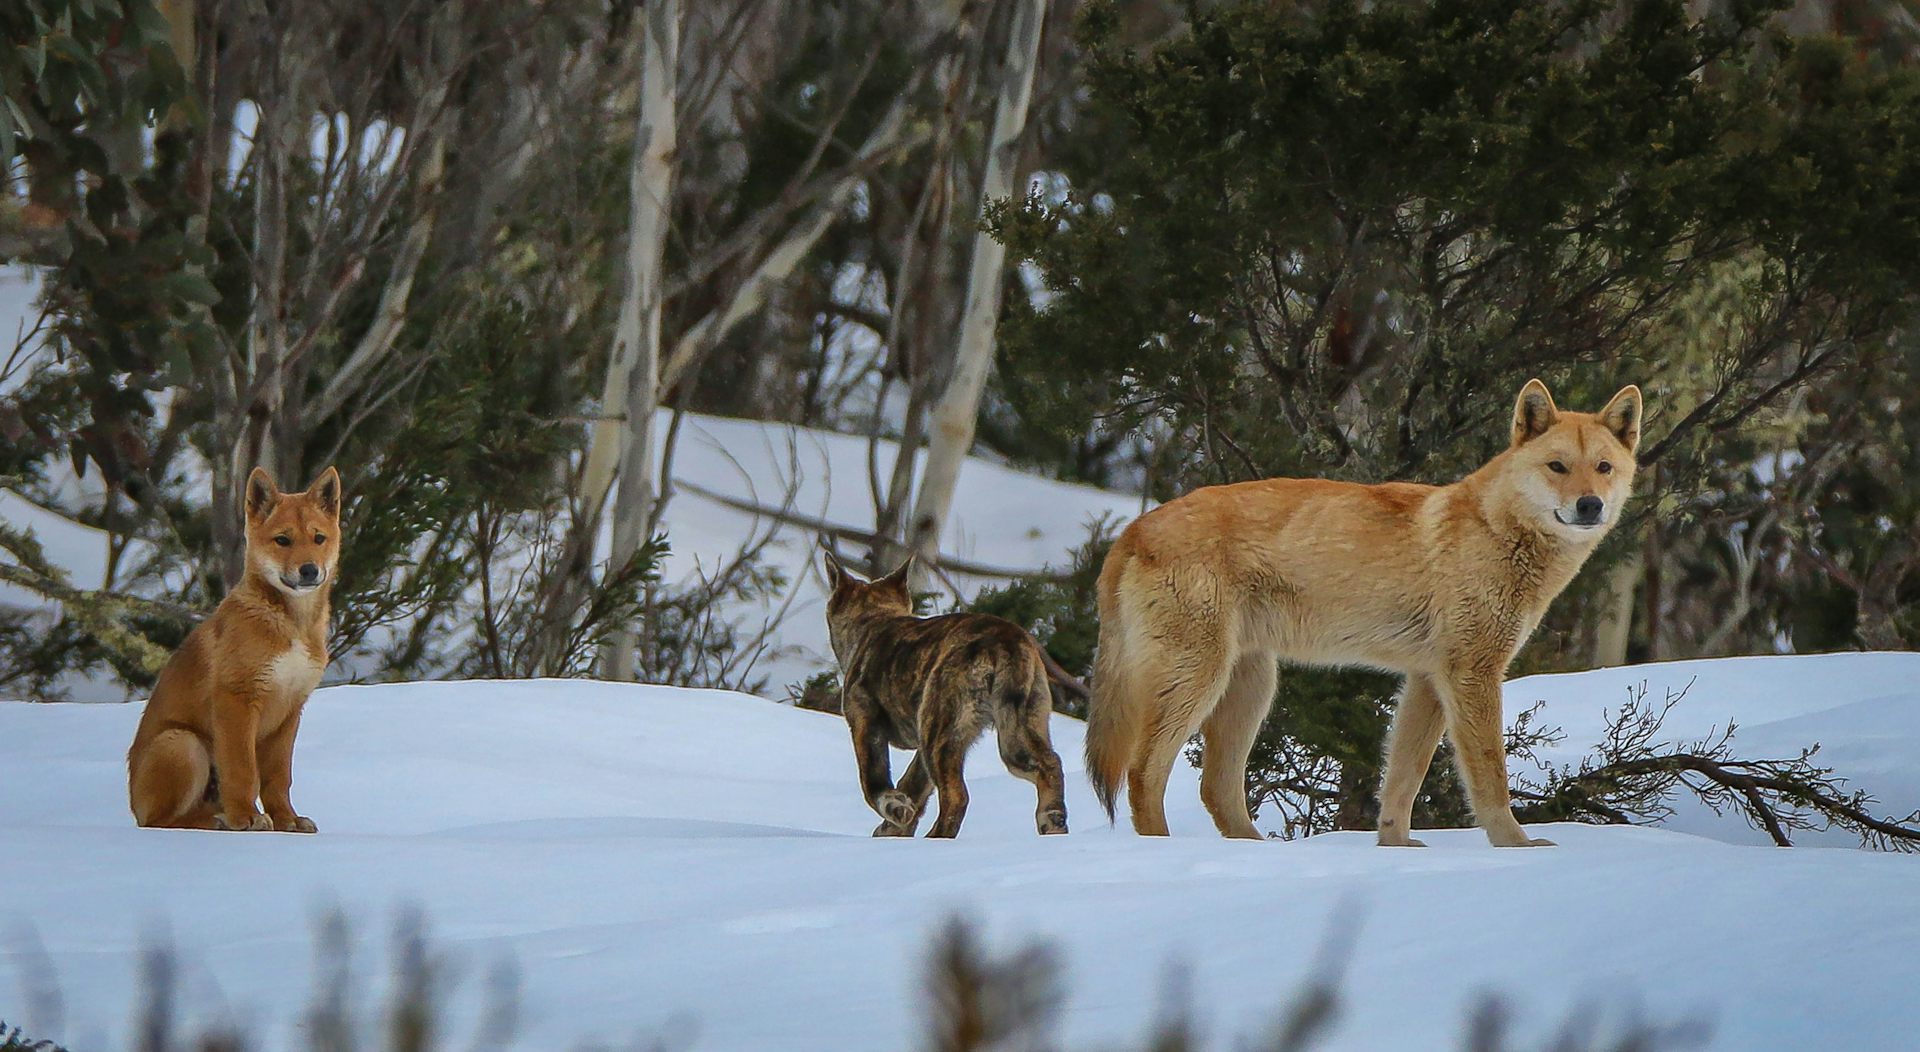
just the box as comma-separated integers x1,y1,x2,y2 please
298,563,320,584
1574,496,1604,524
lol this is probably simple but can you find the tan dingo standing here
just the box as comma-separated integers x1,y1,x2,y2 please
128,467,342,831
1086,380,1642,847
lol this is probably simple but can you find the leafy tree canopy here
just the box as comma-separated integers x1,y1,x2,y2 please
996,0,1920,491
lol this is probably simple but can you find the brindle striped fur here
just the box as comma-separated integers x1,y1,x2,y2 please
821,550,1068,838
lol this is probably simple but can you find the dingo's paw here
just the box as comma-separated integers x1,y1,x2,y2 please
274,815,317,833
875,789,917,828
215,812,272,832
1376,816,1426,847
1486,826,1555,847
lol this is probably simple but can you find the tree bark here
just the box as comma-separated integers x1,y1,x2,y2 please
1641,464,1666,662
873,383,929,573
599,0,680,680
871,0,980,573
1591,551,1642,667
905,0,1047,576
584,2,899,533
545,15,925,676
217,81,295,588
1856,543,1915,651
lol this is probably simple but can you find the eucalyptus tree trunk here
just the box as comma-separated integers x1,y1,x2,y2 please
553,2,924,676
871,0,981,575
598,0,681,680
905,0,1047,577
215,77,296,588
1591,555,1642,667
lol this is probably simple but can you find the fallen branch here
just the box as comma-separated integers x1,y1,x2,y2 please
1509,679,1920,851
673,478,1072,583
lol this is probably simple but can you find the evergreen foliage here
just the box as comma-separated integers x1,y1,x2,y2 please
0,1022,66,1052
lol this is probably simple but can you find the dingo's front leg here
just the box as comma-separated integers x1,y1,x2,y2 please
1438,671,1553,848
846,693,916,834
874,756,932,837
259,711,317,833
923,738,971,839
210,696,270,831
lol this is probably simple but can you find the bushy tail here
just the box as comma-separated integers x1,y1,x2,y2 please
1084,552,1139,824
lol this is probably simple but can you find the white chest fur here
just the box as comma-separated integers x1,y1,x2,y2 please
269,644,325,691
260,643,326,731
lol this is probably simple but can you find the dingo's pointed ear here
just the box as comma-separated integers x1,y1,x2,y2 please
878,555,914,590
1511,379,1559,447
1599,385,1642,454
820,541,853,589
305,466,342,518
244,467,278,523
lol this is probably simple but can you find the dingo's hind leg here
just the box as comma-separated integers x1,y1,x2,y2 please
130,729,217,829
1199,651,1276,840
996,673,1068,835
876,755,933,837
1127,647,1231,836
1377,673,1445,847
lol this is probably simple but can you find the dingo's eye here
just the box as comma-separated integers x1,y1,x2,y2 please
314,533,327,544
1547,461,1568,474
1596,461,1612,475
274,535,292,547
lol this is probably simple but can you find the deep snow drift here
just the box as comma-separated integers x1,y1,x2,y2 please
4,653,1920,1051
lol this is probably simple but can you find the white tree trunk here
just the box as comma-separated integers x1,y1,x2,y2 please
1591,553,1642,667
578,15,923,529
217,85,294,587
599,0,680,680
905,0,1047,574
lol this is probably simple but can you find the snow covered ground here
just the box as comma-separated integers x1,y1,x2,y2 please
4,654,1919,1051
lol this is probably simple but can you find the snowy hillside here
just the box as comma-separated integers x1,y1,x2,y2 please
4,654,1920,1051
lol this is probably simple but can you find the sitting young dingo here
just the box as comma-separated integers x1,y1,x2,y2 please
128,467,342,831
1086,379,1641,847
